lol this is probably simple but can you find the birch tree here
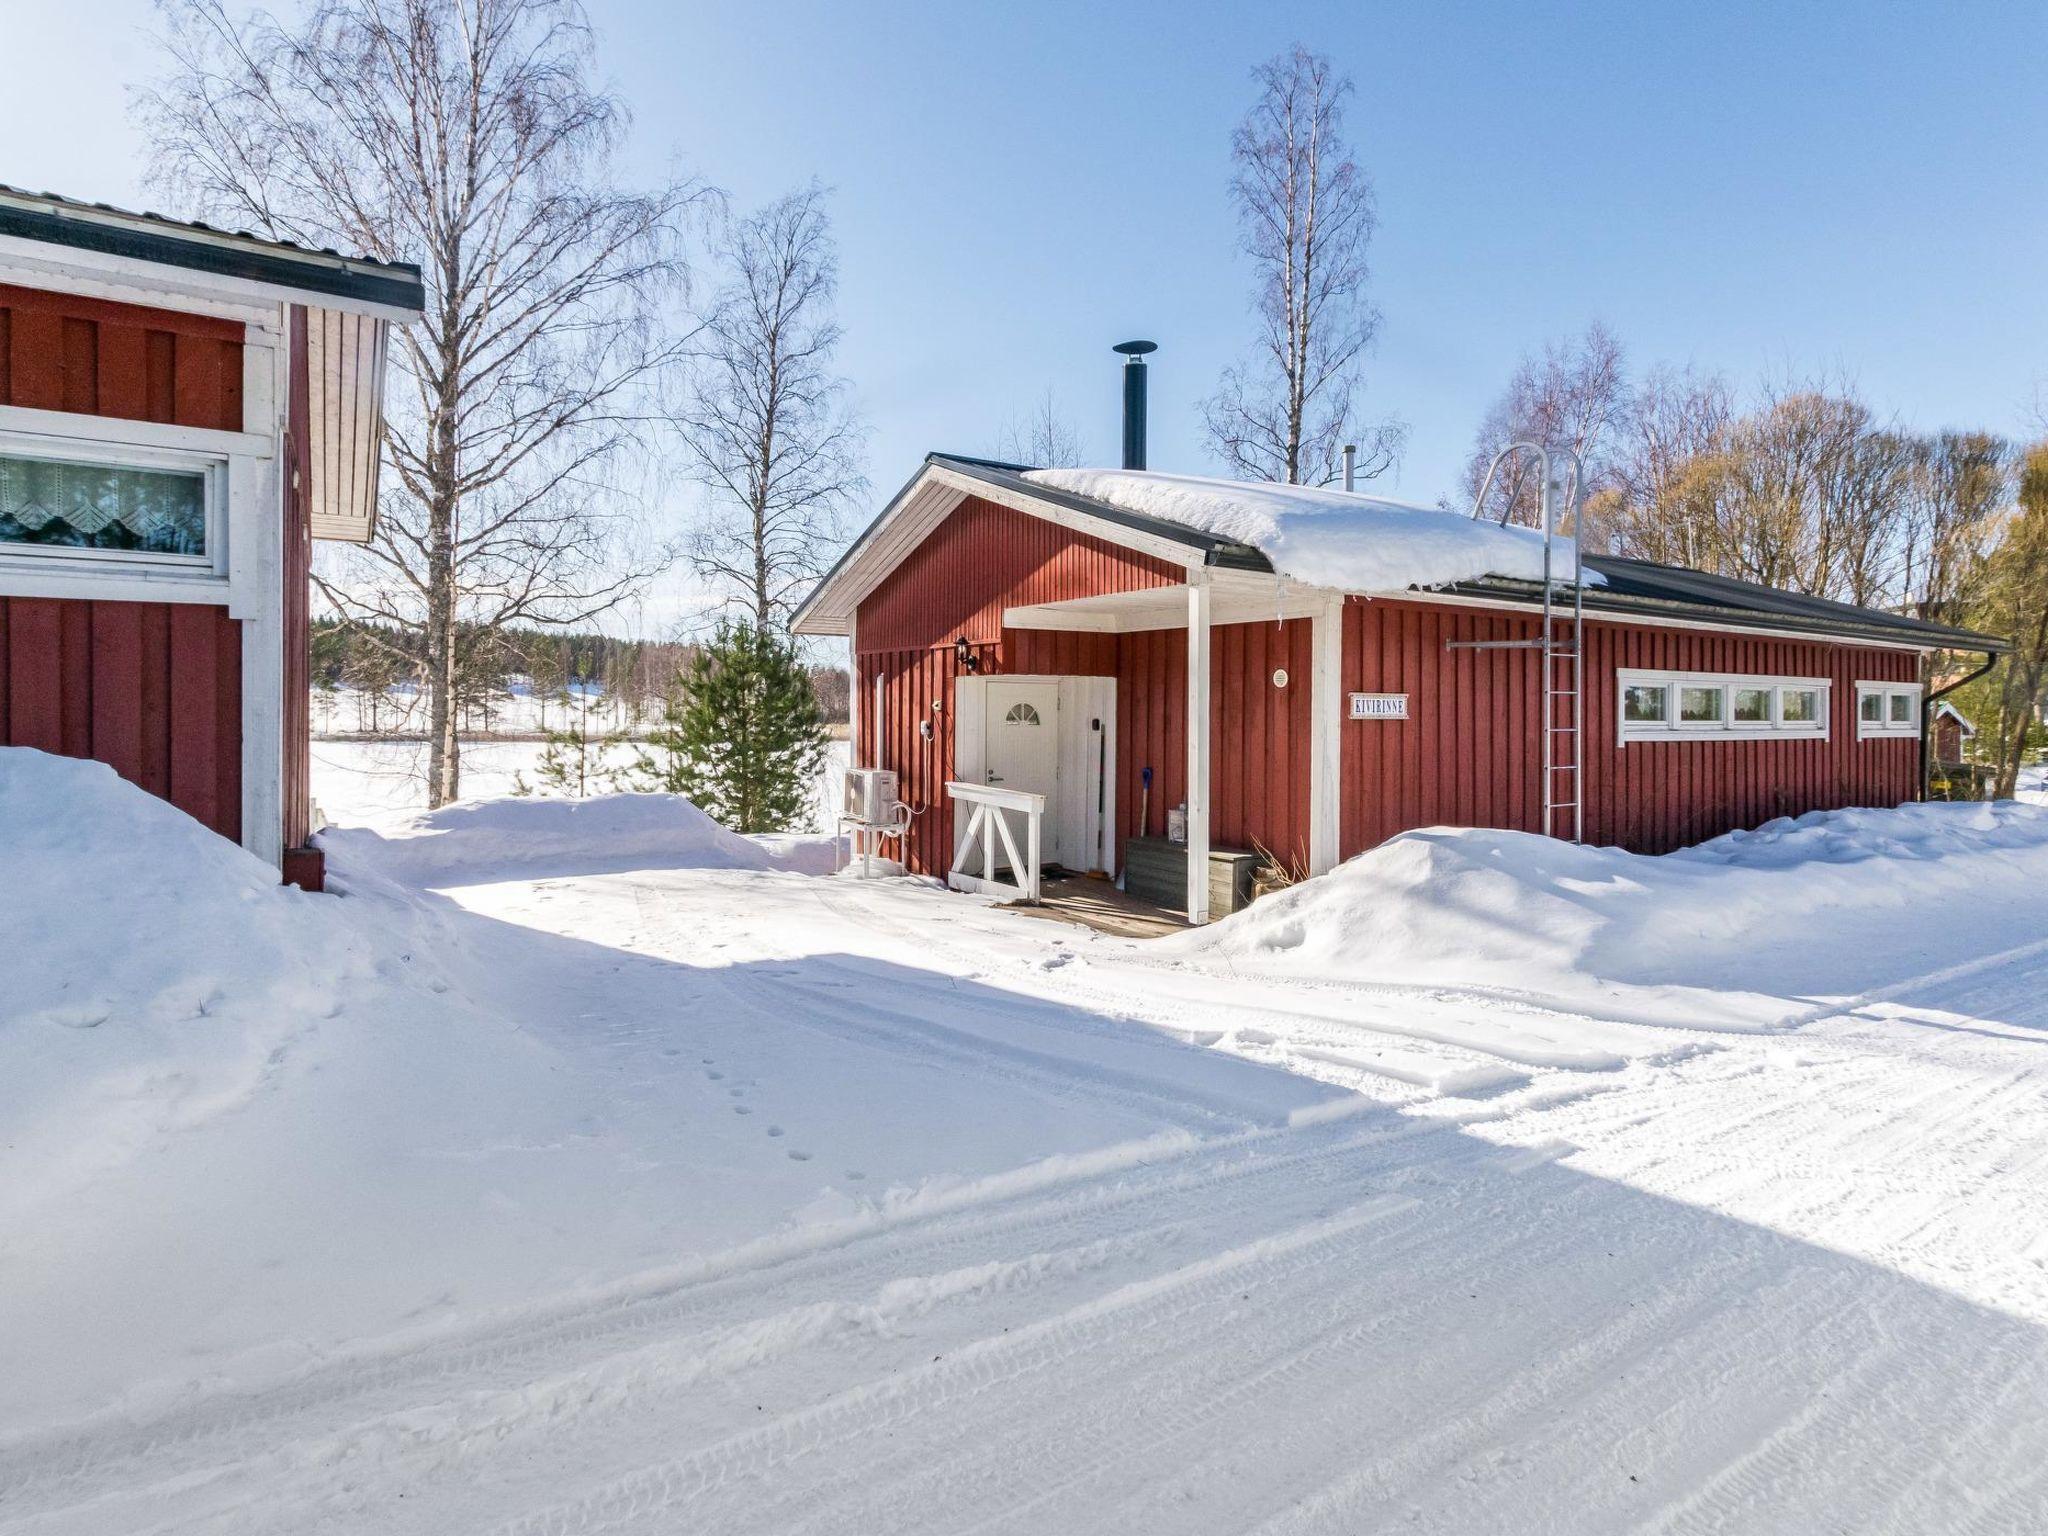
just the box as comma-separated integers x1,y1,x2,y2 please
1463,323,1630,532
142,0,704,804
993,389,1084,468
674,184,864,629
1203,46,1403,486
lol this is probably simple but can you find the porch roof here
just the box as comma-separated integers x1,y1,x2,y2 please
1003,573,1330,633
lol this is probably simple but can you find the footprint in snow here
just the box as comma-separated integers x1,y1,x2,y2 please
733,1105,752,1116
786,1150,811,1162
845,1170,866,1181
766,1125,785,1138
706,1070,724,1080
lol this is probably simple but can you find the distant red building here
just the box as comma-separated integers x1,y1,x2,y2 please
0,186,423,888
1932,701,1976,764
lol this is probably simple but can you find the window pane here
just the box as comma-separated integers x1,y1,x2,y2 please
1782,689,1820,723
0,454,206,556
1680,685,1724,724
1734,687,1771,723
1860,692,1885,723
1890,692,1913,724
1624,684,1668,723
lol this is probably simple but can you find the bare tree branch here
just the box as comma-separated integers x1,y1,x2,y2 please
671,183,865,630
1202,45,1403,486
141,0,708,804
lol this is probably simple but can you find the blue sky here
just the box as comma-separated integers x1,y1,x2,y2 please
8,0,2047,576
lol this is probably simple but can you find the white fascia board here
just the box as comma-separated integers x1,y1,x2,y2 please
793,473,966,637
0,238,418,325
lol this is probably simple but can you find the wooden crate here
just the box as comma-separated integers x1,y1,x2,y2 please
1123,836,1259,916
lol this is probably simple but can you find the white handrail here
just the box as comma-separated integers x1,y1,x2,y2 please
945,780,1045,903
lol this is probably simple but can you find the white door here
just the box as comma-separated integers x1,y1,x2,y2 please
984,679,1059,867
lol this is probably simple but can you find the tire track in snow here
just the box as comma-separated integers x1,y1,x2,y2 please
0,1112,1469,1531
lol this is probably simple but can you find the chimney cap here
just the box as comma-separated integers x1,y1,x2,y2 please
1112,339,1158,357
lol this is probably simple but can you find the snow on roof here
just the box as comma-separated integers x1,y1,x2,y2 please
1022,467,1602,592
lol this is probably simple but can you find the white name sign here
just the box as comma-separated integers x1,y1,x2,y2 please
1349,692,1409,721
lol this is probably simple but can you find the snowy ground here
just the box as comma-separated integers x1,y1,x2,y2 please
5,749,2048,1532
315,735,850,832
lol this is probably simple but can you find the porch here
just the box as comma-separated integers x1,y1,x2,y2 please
910,570,1343,923
1000,570,1344,921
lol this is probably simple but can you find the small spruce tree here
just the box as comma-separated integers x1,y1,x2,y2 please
527,677,621,797
628,622,826,831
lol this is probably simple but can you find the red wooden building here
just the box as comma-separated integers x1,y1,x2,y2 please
795,445,2005,923
0,186,423,888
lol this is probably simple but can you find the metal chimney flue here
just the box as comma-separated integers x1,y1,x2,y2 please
1342,443,1357,492
1113,340,1157,470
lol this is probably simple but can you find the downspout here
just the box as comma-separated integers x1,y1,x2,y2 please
1922,649,1999,799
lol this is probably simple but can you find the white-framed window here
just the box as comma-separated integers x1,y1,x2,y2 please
1855,681,1923,740
0,432,227,580
1616,669,1831,744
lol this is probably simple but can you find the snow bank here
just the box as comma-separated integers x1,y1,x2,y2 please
1167,800,2048,1029
323,789,829,886
1,750,357,1208
1024,467,1600,593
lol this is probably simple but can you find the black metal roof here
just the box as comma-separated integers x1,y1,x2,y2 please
0,184,426,313
1446,555,2006,653
800,453,2009,655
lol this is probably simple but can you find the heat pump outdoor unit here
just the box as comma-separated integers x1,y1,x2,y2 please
843,768,900,826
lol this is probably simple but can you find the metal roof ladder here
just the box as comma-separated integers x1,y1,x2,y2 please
1453,444,1588,844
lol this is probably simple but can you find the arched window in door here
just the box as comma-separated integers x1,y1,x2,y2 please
1003,702,1042,726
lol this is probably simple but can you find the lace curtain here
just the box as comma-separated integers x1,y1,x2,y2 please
0,454,207,555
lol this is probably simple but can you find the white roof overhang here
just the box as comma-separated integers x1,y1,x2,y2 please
1005,572,1334,633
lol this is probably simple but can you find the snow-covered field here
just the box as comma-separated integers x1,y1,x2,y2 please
315,735,851,832
6,746,2048,1533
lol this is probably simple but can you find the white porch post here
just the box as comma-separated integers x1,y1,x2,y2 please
1309,593,1344,875
1185,573,1212,923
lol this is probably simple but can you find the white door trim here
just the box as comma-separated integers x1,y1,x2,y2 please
953,672,1116,879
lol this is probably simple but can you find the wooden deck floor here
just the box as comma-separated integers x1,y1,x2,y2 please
1004,872,1186,940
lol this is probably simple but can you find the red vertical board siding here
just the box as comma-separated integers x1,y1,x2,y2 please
1339,596,1922,858
854,497,1182,877
855,498,1317,877
0,287,255,854
6,599,64,751
0,283,244,429
854,500,1927,879
1,597,242,845
856,496,1181,651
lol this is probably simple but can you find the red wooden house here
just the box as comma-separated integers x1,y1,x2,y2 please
0,186,424,889
795,357,2005,923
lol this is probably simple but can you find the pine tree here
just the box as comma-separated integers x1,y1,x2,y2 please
625,622,826,831
527,681,619,797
